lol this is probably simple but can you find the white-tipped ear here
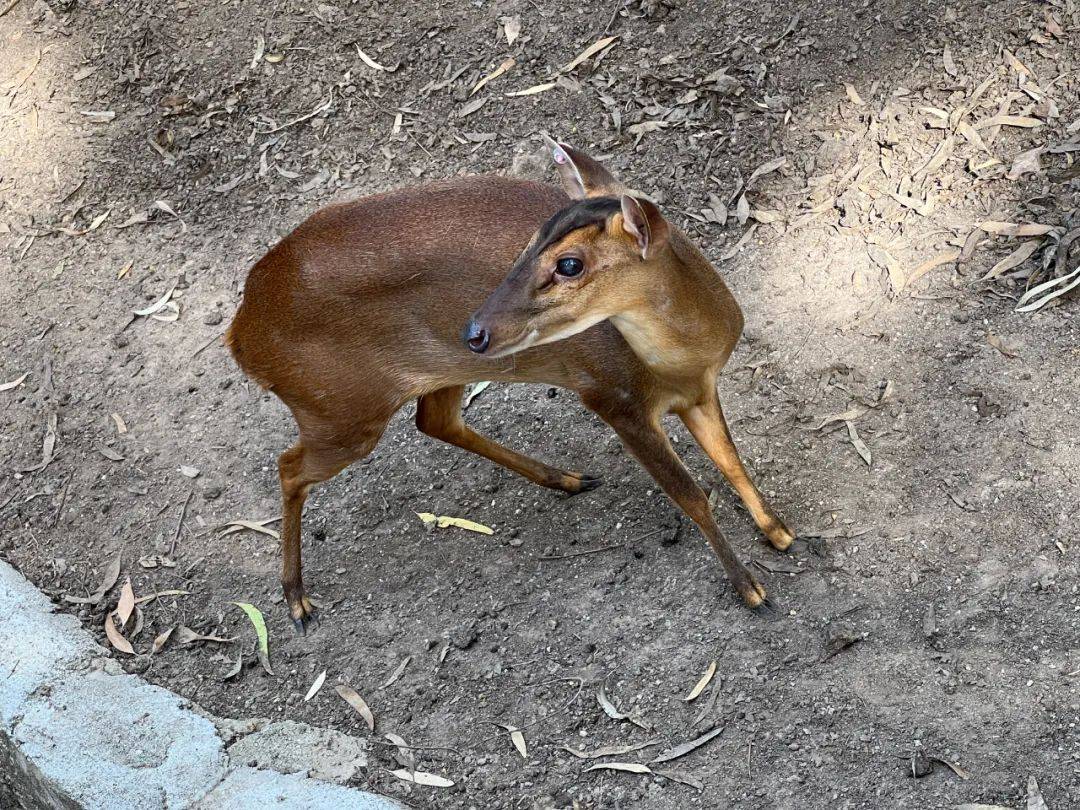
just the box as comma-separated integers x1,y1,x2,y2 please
542,133,587,199
541,133,626,199
620,195,670,259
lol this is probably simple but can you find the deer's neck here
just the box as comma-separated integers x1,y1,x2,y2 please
609,264,739,376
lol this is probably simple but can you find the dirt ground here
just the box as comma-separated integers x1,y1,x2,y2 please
2,0,1079,807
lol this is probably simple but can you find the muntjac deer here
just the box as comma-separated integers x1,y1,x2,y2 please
228,136,796,632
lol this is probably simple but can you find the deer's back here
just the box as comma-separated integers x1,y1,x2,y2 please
228,176,646,419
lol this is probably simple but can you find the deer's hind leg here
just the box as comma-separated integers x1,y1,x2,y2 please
279,415,387,633
416,385,601,494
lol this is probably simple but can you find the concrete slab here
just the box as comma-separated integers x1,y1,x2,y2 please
0,560,404,810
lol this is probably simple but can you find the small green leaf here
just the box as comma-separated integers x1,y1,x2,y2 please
231,601,272,674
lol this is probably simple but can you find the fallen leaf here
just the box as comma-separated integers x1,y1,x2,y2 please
913,135,954,179
982,239,1041,279
499,725,527,759
133,284,177,317
221,653,243,681
110,413,127,434
943,44,958,77
930,757,971,780
175,625,235,645
79,110,115,123
1007,147,1044,180
562,35,618,73
249,34,265,68
116,577,135,627
978,221,1054,238
906,250,961,288
746,156,786,188
380,655,412,688
596,685,649,729
63,553,121,605
151,626,175,654
888,191,935,217
16,410,57,473
987,333,1018,358
416,513,494,535
505,82,557,97
654,769,705,790
844,82,865,106
735,194,750,225
464,380,491,408
385,732,415,770
134,589,188,604
389,769,454,787
304,669,327,701
218,518,281,540
683,661,716,701
650,725,725,764
561,739,661,759
0,372,29,392
974,114,1043,131
846,421,872,467
97,445,124,462
355,44,392,72
231,602,272,674
1028,776,1048,810
502,15,521,46
335,684,376,730
1016,264,1080,313
458,97,487,118
104,611,135,655
471,58,514,96
585,762,652,775
821,625,864,660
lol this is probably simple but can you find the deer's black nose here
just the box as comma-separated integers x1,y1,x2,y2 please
464,320,490,354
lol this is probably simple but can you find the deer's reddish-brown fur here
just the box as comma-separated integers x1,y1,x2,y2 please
228,137,796,631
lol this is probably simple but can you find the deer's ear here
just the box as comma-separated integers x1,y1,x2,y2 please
542,134,625,199
619,195,670,259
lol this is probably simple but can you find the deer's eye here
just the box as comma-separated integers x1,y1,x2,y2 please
555,257,584,277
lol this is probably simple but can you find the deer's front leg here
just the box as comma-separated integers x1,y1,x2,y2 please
588,398,771,611
680,397,796,551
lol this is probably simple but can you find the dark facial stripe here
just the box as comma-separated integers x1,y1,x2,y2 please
527,196,622,259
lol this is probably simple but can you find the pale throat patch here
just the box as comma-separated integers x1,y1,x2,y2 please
610,311,691,367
